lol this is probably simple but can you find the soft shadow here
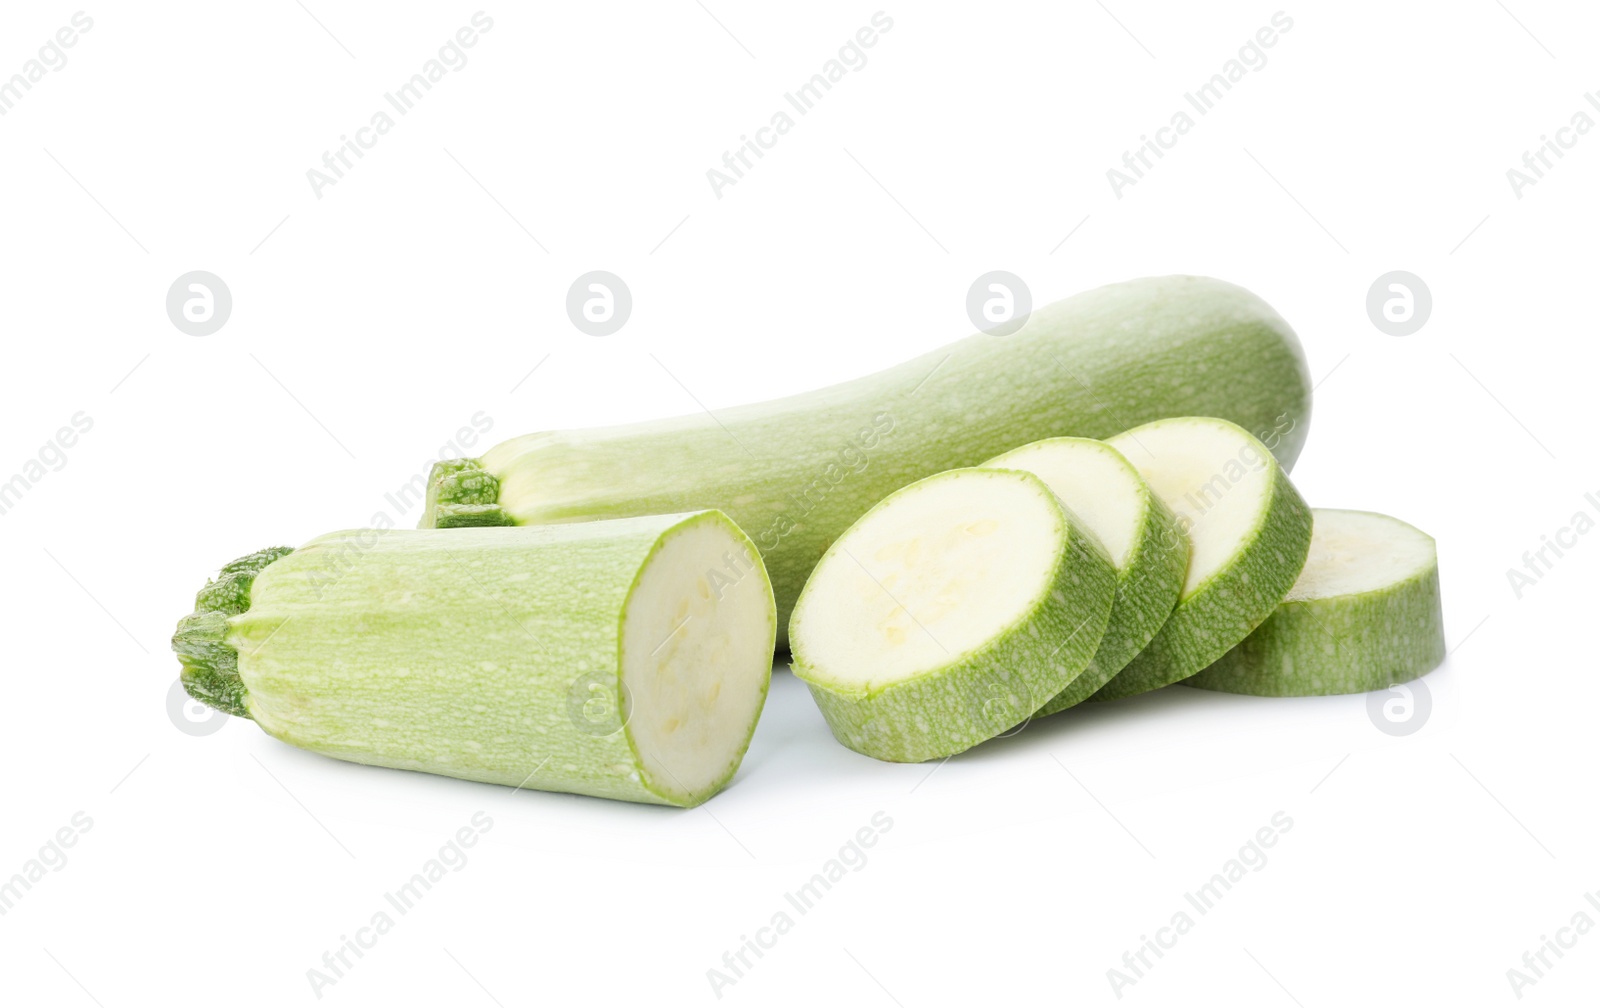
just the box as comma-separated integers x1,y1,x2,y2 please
946,683,1275,765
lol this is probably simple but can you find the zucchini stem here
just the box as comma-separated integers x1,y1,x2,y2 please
423,457,515,528
171,546,293,718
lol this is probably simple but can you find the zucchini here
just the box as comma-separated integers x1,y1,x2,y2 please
171,512,776,807
424,276,1312,641
982,437,1188,715
1186,508,1445,695
788,468,1117,762
1091,417,1313,701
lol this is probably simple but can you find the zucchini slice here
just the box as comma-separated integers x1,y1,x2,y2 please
789,468,1117,762
1187,508,1445,696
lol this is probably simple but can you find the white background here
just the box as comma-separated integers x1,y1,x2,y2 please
1,1,1595,1005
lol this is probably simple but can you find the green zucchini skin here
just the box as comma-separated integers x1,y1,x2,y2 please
429,276,1311,641
176,513,776,807
1037,486,1188,714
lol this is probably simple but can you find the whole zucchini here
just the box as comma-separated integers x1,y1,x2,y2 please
424,275,1312,640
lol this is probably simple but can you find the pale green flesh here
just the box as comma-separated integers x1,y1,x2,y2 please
474,276,1312,642
1187,509,1445,696
1091,417,1312,701
789,468,1117,763
982,438,1188,716
233,512,776,807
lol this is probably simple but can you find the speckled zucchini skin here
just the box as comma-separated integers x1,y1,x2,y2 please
1035,484,1188,715
983,438,1190,718
171,514,775,807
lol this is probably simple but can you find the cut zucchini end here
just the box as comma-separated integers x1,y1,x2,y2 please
1282,508,1435,602
983,436,1146,566
1090,416,1312,701
1110,416,1283,599
789,468,1069,694
790,467,1118,762
171,545,295,719
621,510,777,806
